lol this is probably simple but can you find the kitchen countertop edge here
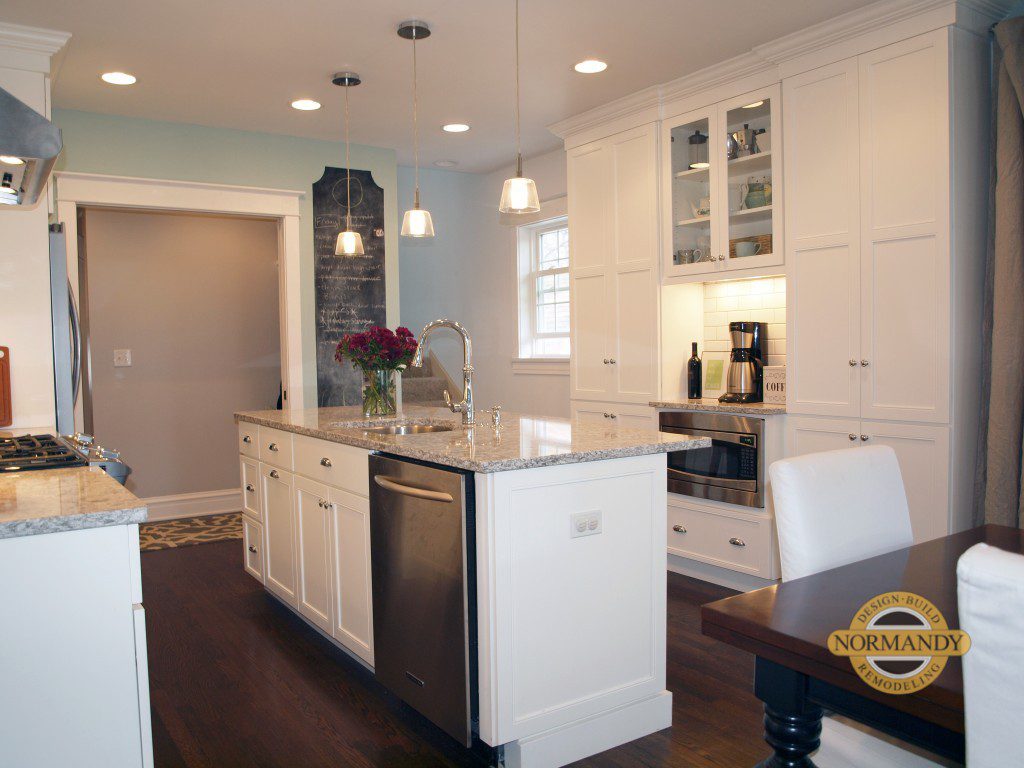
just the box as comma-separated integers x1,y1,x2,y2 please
0,505,149,541
650,400,786,416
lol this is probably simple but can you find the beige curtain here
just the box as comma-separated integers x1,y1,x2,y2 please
977,18,1024,528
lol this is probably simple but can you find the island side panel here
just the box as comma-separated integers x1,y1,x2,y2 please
474,453,669,749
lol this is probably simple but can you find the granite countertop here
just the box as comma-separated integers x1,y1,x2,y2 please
235,405,710,473
650,399,786,416
0,467,148,540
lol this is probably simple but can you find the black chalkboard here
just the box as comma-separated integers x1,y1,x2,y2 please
313,167,387,407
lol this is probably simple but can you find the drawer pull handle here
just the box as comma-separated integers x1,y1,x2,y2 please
268,442,279,452
848,434,856,441
848,359,857,367
269,469,279,479
242,435,252,444
860,434,869,441
248,545,257,554
729,537,746,547
245,483,255,493
320,457,333,468
672,525,687,534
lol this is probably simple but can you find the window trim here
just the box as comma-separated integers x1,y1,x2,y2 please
515,197,570,371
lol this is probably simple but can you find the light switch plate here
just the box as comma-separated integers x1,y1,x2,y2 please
570,510,602,538
113,349,132,367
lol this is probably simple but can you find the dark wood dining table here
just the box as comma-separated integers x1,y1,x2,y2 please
701,524,1024,767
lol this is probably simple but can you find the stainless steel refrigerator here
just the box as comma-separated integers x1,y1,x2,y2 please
49,222,83,435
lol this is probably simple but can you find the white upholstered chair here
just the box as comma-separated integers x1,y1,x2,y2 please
768,445,914,582
768,446,951,767
957,542,1024,768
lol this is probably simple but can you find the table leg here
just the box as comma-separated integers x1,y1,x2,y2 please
753,657,823,768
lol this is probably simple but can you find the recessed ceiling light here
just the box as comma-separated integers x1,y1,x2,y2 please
291,99,322,111
0,156,24,165
433,160,457,168
574,59,607,74
742,100,764,109
442,123,470,133
101,71,136,86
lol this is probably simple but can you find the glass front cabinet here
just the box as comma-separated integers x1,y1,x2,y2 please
662,86,783,279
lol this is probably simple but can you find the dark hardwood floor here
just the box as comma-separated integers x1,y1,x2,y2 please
142,540,766,768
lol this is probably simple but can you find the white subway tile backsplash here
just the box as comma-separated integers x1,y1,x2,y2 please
706,311,728,326
718,296,739,311
701,277,787,364
704,298,718,312
738,294,763,310
772,308,787,324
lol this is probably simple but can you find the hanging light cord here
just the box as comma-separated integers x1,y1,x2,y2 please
413,31,420,208
344,82,352,230
514,0,523,177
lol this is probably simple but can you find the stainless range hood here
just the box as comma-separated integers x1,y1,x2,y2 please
0,85,62,207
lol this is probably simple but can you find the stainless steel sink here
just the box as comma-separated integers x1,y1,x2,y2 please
362,424,455,436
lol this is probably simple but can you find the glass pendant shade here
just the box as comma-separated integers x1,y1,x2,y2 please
401,206,435,237
335,230,365,256
498,175,540,214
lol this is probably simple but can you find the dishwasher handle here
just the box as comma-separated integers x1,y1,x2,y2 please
373,475,455,503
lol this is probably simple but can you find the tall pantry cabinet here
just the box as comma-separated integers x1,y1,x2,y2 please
783,27,989,542
568,123,661,426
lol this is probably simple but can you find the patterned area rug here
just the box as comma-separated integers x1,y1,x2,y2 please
139,512,242,552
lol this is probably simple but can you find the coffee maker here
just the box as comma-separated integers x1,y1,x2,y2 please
718,321,767,403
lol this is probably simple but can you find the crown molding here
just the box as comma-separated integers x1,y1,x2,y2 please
547,0,1013,142
0,23,70,57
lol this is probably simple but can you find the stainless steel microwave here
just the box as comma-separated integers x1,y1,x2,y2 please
658,411,764,508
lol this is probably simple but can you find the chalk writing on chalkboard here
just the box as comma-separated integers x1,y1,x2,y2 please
312,167,386,407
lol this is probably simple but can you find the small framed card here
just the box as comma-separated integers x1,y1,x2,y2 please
701,351,729,399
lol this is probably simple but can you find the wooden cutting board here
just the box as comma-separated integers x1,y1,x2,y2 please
0,346,11,427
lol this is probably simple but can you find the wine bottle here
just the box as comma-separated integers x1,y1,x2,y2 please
687,342,702,399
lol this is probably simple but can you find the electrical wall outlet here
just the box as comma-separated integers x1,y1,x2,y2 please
570,510,602,538
113,349,132,367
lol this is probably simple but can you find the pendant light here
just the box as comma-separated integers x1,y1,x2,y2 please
333,71,365,256
398,21,435,238
498,0,540,214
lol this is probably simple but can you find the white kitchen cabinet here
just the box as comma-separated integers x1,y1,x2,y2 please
294,476,334,634
329,485,374,665
568,123,660,407
785,415,951,544
662,85,783,281
261,462,297,607
570,400,658,429
240,457,261,520
242,516,265,583
666,495,776,579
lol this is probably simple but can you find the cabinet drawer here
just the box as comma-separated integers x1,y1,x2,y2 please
293,434,369,497
667,500,773,577
259,426,294,469
243,518,265,583
238,422,258,459
240,458,261,520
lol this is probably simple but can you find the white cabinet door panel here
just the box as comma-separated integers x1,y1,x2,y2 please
570,272,611,399
568,142,611,271
785,415,863,456
330,486,374,665
294,476,333,633
240,457,261,520
864,420,950,544
611,124,658,269
243,517,265,583
261,464,297,606
612,265,658,402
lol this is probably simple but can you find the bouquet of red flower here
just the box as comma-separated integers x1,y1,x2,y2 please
335,326,418,416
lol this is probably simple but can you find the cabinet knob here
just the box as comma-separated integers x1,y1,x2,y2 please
717,254,725,261
609,413,617,419
729,537,746,547
608,358,617,365
242,435,252,444
672,525,687,534
245,483,255,493
848,434,857,441
860,434,869,441
848,359,857,367
602,358,609,364
268,442,279,452
320,457,332,468
269,469,279,479
248,545,257,554
860,359,869,367
603,413,610,418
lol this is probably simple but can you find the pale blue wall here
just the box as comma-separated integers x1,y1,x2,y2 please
52,109,399,407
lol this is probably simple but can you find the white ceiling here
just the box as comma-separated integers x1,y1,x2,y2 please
4,0,878,173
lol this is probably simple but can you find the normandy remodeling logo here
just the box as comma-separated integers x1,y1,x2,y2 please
827,592,970,695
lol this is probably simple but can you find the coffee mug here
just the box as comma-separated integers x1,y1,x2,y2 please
735,241,761,257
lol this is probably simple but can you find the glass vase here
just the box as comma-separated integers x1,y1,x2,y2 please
361,368,397,418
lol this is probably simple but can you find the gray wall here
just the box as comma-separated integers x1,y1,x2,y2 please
398,148,570,418
83,209,280,498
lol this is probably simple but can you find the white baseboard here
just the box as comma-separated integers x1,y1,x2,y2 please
141,488,242,522
503,691,672,768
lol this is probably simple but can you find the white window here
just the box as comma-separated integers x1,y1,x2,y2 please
517,214,570,359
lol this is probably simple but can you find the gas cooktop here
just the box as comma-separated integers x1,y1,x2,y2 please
0,434,88,473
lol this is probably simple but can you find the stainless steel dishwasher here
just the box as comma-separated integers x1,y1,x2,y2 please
368,454,477,746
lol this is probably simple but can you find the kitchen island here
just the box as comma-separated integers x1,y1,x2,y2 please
234,405,707,768
0,466,152,767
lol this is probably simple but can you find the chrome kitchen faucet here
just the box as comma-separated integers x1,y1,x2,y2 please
411,319,475,426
